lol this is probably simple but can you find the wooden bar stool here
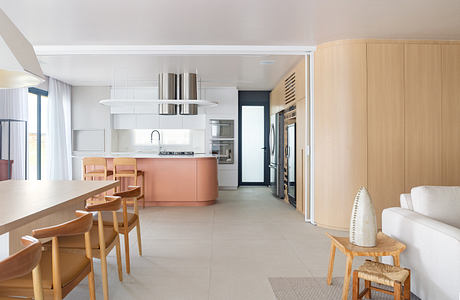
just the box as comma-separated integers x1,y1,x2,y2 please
82,157,114,202
113,158,145,208
353,260,410,300
82,157,113,181
0,211,97,300
56,196,123,300
0,236,43,300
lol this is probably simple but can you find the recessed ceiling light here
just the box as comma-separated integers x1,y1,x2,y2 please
259,60,276,65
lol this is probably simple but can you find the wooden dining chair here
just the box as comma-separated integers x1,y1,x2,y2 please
57,196,123,300
0,236,43,300
97,186,143,274
0,211,96,300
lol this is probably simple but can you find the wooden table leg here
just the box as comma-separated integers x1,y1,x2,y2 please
342,255,353,300
374,256,379,262
393,254,400,266
327,243,336,285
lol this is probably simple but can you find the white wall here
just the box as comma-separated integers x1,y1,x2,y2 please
204,87,239,189
71,86,111,179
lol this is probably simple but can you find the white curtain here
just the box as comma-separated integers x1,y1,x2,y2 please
0,88,28,179
47,78,72,180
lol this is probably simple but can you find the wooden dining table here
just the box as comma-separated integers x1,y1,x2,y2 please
0,180,119,255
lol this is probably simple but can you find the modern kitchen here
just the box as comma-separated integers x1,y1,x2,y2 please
67,54,309,212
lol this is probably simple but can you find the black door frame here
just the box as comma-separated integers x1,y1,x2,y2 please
238,91,270,186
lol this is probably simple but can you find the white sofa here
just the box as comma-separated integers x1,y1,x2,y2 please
382,186,460,300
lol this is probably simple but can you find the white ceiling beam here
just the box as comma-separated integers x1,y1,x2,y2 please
34,45,315,56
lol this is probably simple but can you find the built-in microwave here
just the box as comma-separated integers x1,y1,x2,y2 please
210,119,234,139
210,140,234,164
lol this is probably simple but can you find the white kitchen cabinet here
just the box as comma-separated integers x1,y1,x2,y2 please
111,105,135,114
182,114,206,129
159,115,183,129
137,115,160,128
113,114,137,129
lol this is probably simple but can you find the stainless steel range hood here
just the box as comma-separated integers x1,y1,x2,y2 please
158,73,177,115
179,73,198,115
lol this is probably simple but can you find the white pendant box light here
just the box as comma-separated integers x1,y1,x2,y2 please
349,187,378,247
0,8,45,88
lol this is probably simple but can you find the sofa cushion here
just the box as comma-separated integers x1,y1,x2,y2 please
411,186,460,228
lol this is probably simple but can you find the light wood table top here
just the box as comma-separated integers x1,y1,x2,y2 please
0,180,119,235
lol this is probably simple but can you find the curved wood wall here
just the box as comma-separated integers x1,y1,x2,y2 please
314,39,460,230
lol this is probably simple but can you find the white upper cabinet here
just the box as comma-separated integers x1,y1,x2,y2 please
113,114,204,130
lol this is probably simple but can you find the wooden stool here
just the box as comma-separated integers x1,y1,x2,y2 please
113,157,145,208
82,157,113,181
353,260,410,300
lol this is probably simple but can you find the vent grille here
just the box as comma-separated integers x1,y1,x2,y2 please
284,72,296,104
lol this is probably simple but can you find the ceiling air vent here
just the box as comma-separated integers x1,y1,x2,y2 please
284,72,296,105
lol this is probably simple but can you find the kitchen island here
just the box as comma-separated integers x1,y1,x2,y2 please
79,154,218,207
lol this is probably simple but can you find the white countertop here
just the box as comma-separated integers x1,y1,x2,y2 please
72,152,217,159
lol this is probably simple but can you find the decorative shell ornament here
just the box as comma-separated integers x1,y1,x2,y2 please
349,187,378,247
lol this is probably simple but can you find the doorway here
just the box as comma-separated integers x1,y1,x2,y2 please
238,91,270,186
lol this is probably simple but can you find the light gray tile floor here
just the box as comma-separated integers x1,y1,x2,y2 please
66,186,366,299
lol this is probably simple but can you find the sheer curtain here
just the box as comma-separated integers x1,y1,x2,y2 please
47,78,72,180
0,88,28,179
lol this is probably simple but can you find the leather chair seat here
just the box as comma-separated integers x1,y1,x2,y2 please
0,248,90,289
93,211,138,229
56,226,117,250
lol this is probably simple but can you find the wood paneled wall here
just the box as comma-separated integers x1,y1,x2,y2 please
314,41,368,229
314,39,460,230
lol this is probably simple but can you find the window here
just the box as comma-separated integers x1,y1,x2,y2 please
27,88,48,180
134,129,191,146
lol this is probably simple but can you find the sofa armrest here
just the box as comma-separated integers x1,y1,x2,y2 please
400,193,413,210
382,207,460,300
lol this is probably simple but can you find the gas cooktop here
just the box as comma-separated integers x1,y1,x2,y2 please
158,151,195,156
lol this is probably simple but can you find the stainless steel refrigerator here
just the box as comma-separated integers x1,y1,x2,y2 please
269,112,284,198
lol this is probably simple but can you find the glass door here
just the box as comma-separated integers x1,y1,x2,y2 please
241,106,265,183
238,91,270,186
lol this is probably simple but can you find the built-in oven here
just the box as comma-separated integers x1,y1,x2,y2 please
210,140,234,164
210,119,234,139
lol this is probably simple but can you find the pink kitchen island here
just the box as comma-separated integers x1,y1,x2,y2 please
105,155,218,207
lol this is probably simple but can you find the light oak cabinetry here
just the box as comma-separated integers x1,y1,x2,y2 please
367,43,405,228
404,44,442,190
314,39,460,230
441,45,460,186
314,41,368,229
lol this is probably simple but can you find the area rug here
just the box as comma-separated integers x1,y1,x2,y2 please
269,277,419,300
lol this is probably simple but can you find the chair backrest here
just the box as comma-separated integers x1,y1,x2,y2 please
114,186,141,216
114,186,141,200
33,210,93,239
0,236,42,282
113,157,137,174
85,196,122,212
82,157,107,168
31,211,95,299
82,157,108,179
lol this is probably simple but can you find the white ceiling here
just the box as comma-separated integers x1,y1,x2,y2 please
2,0,460,88
3,0,460,45
37,54,304,89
